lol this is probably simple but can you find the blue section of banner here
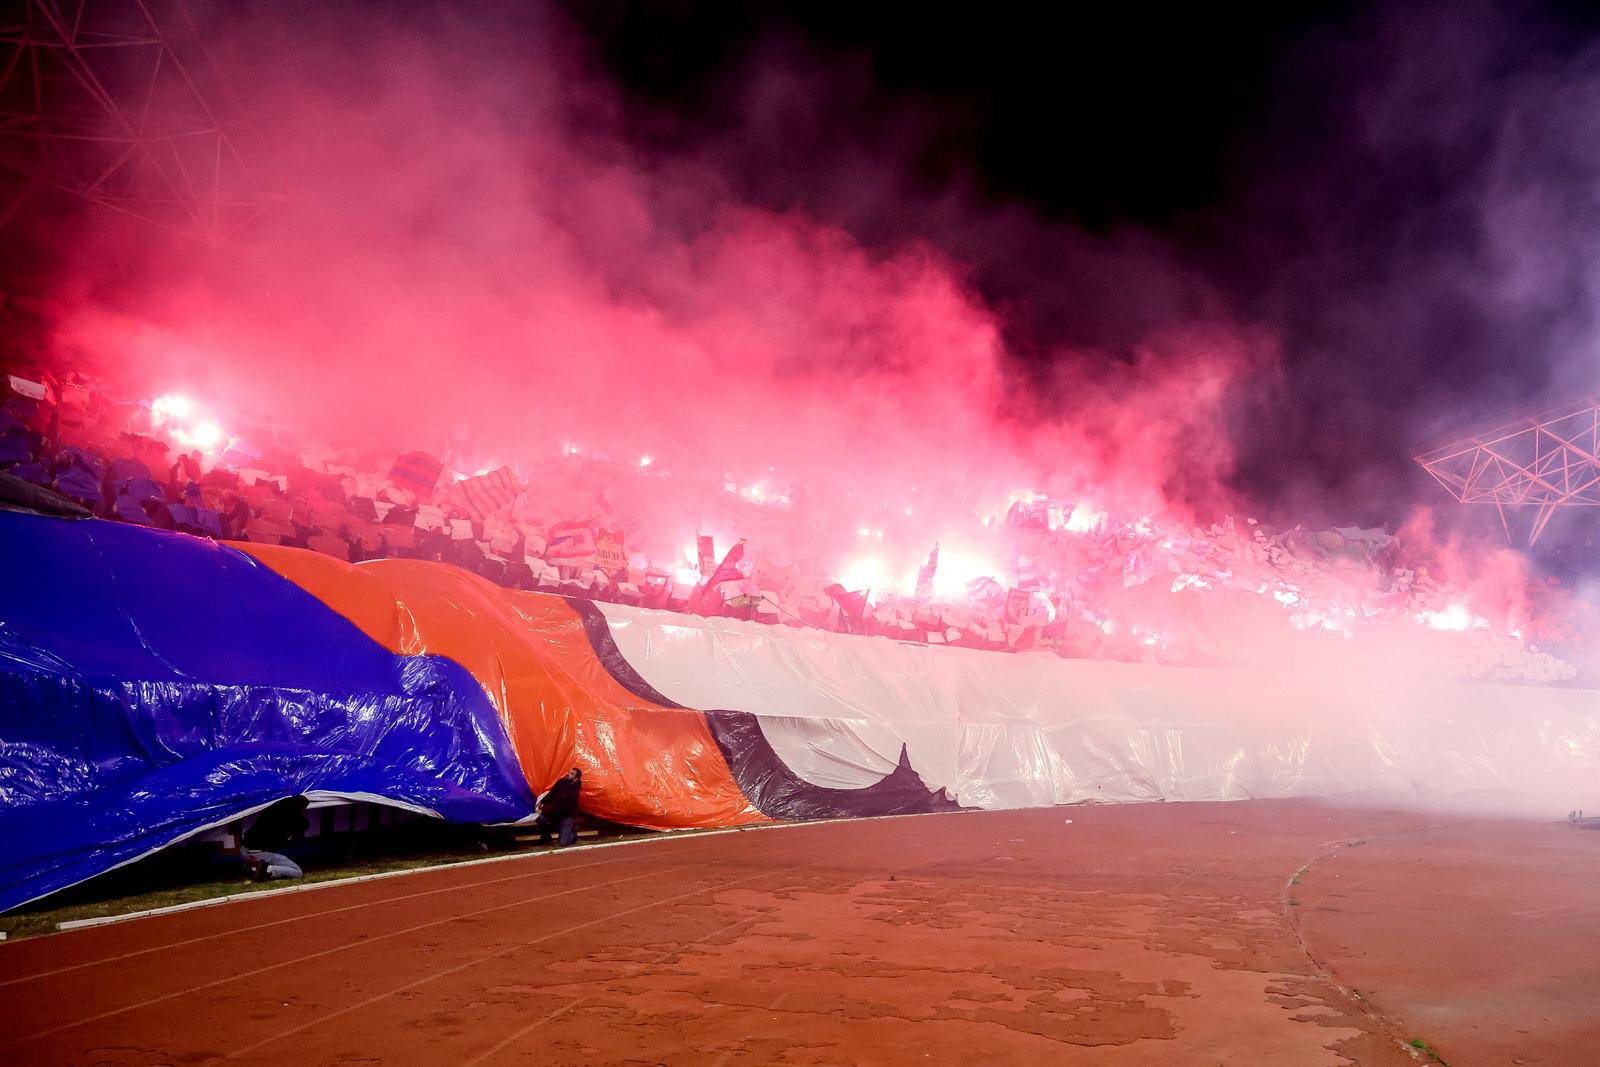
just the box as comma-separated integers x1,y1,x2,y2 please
0,512,534,912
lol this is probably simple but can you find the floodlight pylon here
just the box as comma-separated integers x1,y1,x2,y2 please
1415,396,1600,546
0,0,270,244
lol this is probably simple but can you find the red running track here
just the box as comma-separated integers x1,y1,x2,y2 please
2,801,1596,1065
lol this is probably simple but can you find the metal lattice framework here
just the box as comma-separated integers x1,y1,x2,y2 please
1415,396,1600,546
0,0,269,243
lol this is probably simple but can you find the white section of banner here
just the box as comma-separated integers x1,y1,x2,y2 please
595,603,1600,813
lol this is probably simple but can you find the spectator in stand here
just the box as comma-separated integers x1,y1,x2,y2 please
6,360,1581,684
221,493,252,540
533,768,583,847
168,451,201,493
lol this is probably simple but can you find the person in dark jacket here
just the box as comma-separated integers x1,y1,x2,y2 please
221,493,253,540
534,768,583,847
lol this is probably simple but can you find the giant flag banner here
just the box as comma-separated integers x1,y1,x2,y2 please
3,511,1599,916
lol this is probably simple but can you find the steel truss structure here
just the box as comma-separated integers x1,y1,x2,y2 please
0,0,269,243
1416,396,1600,546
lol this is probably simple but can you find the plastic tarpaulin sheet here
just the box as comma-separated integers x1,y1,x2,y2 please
5,509,1599,912
235,543,770,832
0,513,536,912
0,512,774,910
594,603,1600,812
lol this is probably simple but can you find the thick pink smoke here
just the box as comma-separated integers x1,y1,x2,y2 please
23,3,1570,676
41,6,1267,544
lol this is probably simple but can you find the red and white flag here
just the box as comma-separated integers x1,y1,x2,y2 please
546,521,597,561
914,543,939,599
702,539,746,587
594,527,628,579
1004,587,1033,625
1007,499,1049,530
825,583,871,619
443,466,522,521
389,451,444,496
690,540,746,612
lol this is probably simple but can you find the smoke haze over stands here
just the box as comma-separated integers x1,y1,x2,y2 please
3,1,1598,679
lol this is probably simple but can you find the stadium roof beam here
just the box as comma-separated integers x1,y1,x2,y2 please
0,0,271,244
1415,396,1600,546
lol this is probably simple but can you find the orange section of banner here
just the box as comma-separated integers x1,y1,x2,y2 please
237,543,766,830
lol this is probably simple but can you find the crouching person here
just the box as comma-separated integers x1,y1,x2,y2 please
241,795,310,882
534,768,583,847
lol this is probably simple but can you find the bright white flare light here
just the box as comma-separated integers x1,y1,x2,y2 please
1064,502,1104,533
1419,604,1484,631
188,422,223,449
156,391,228,454
839,558,887,597
639,455,653,468
929,546,998,601
150,394,192,424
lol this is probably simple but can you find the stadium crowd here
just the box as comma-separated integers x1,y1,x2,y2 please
1,352,1588,686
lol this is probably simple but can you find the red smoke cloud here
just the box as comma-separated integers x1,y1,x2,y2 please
40,5,1268,549
26,3,1571,677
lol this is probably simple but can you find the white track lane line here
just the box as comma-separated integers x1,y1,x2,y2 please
0,853,642,989
23,825,756,937
6,808,977,941
2,864,691,1051
218,827,953,1063
4,810,975,984
4,820,841,983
